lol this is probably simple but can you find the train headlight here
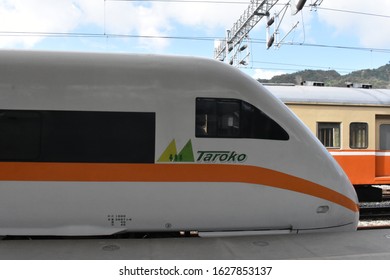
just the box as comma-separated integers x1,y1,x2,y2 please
316,205,330,214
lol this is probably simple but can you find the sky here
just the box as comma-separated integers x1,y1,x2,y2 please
1,0,390,80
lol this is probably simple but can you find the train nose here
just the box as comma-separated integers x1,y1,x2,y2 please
319,172,359,232
292,174,359,233
290,146,360,233
337,177,359,230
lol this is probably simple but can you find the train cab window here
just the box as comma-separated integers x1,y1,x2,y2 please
240,101,289,140
195,98,239,137
0,111,41,160
317,122,340,148
195,98,218,137
195,98,289,140
350,122,368,149
217,101,240,137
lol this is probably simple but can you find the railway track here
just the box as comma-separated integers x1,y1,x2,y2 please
358,199,390,229
358,187,390,221
383,188,390,201
359,200,390,220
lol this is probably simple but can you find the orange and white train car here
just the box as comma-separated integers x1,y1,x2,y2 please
268,85,390,200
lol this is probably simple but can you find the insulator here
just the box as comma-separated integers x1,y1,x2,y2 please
239,45,248,52
267,34,275,49
267,17,274,27
296,0,307,12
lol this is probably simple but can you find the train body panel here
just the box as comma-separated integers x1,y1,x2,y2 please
0,51,358,236
268,85,390,188
0,181,356,236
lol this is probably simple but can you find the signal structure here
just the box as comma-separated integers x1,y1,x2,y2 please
214,0,321,67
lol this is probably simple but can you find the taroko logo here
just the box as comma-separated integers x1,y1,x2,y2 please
196,151,247,163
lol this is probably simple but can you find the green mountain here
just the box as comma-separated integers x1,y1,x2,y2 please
257,64,390,88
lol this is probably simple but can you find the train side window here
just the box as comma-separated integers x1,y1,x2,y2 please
380,124,390,150
350,122,368,149
0,110,155,163
196,98,289,140
40,111,155,163
0,110,41,160
317,122,341,148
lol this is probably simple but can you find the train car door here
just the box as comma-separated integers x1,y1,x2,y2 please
376,115,390,178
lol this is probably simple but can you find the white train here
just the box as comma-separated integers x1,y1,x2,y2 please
0,51,358,237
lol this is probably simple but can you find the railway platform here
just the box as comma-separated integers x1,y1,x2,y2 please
1,229,390,260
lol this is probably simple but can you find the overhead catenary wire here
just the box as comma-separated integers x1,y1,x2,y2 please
109,0,390,21
317,6,390,19
106,0,390,20
0,29,366,72
104,0,390,19
0,31,375,73
106,0,250,4
0,31,218,41
2,30,389,54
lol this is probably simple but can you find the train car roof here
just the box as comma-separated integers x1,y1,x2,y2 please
0,50,249,90
0,50,269,106
265,85,390,106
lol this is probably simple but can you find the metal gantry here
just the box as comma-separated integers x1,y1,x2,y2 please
214,0,320,67
214,0,280,66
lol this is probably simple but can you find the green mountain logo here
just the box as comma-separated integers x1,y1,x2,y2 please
157,139,195,162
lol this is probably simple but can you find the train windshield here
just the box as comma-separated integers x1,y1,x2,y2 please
195,98,289,140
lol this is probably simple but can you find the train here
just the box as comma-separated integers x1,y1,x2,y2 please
267,84,390,202
0,51,358,237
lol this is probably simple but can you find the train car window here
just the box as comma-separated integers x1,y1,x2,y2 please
317,122,341,148
0,110,155,163
40,111,155,163
380,124,390,150
350,122,368,149
196,98,289,140
0,111,41,160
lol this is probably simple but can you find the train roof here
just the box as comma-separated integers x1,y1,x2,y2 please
1,50,290,116
0,50,250,90
0,50,267,102
265,85,390,107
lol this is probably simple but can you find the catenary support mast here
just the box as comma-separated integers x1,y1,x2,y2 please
214,0,318,67
214,1,280,66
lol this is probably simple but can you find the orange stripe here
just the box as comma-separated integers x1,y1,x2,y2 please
0,162,358,212
375,154,390,177
333,154,376,185
330,150,390,184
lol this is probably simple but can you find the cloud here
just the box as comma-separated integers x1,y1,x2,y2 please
0,0,81,48
252,68,286,80
104,1,173,50
158,0,245,31
102,0,246,49
0,0,246,50
318,0,390,48
74,0,104,26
